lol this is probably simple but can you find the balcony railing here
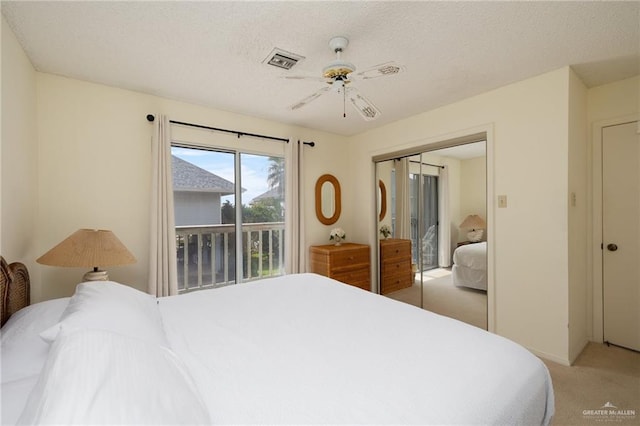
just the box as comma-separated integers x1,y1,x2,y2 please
175,222,285,293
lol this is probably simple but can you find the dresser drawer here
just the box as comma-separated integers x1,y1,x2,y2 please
381,258,411,276
379,239,412,295
381,240,411,260
328,249,370,270
382,272,413,293
347,279,371,291
309,243,371,291
331,267,370,285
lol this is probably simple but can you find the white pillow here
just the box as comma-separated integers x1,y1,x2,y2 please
39,281,168,347
18,328,211,425
1,297,70,383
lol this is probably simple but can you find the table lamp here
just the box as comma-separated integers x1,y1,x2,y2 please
37,229,136,281
459,215,486,242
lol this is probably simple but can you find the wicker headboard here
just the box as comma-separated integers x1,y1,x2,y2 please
0,256,31,327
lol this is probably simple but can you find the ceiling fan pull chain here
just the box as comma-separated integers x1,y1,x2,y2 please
343,87,346,118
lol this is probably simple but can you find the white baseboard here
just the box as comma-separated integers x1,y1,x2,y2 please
569,339,590,365
527,347,571,366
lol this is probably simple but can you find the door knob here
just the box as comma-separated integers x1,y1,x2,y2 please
607,243,618,252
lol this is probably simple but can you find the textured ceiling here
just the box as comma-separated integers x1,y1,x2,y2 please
2,1,638,136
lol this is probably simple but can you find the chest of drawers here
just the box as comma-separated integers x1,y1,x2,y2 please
380,238,413,295
309,243,370,291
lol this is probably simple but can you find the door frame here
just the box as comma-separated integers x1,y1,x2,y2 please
590,114,639,343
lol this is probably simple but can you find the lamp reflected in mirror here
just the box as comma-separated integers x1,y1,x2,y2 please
459,215,486,242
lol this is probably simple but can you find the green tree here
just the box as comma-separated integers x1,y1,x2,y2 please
245,198,283,223
267,156,284,195
221,200,235,224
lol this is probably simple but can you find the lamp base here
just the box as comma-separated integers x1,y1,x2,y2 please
467,229,484,242
83,270,109,282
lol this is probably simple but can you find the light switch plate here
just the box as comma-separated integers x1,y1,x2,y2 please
498,195,507,208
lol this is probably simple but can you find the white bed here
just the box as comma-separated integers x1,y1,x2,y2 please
453,241,488,290
1,272,554,425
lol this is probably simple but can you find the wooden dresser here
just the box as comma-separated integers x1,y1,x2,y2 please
309,243,370,291
380,238,413,295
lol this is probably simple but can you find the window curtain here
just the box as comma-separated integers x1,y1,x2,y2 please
438,166,452,267
394,158,411,240
284,139,305,273
148,115,178,296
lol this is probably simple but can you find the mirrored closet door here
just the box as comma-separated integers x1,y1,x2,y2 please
375,141,488,330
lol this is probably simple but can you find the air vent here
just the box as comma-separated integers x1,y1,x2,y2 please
263,48,305,70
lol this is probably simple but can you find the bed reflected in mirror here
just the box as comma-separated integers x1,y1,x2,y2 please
375,140,488,330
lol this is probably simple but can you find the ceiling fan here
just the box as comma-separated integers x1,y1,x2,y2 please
284,36,405,121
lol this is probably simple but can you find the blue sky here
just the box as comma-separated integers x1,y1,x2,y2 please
172,147,278,204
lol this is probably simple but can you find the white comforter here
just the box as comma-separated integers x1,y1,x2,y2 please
3,274,554,425
159,273,554,425
453,242,488,290
453,241,487,270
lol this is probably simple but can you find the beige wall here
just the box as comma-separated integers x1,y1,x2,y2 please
568,69,589,363
1,16,40,293
588,75,640,123
460,155,487,240
348,68,572,363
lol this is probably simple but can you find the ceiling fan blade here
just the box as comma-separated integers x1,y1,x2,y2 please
281,75,328,83
346,87,381,121
354,61,405,80
290,86,331,110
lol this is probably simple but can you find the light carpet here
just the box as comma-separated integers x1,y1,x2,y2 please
544,343,639,425
385,271,487,330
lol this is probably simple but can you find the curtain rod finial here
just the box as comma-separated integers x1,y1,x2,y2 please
146,114,155,122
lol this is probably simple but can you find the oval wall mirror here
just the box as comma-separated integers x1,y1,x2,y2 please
379,180,387,221
315,174,341,225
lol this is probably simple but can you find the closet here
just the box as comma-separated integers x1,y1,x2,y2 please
375,140,488,329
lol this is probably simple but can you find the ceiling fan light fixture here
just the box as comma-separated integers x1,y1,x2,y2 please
322,60,356,79
331,79,345,93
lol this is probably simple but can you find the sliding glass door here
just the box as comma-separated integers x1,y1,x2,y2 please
172,146,285,293
415,173,439,271
240,153,285,281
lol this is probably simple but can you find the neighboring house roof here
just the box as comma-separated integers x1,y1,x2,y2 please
252,187,283,203
172,156,235,195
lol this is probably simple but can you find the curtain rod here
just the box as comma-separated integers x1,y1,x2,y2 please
407,159,445,169
146,115,314,147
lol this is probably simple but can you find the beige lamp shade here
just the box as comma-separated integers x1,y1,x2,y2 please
459,214,486,230
459,215,486,243
37,229,136,281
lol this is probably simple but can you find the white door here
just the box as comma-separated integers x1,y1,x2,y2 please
602,120,640,351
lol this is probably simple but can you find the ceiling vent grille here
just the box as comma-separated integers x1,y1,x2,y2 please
263,48,305,70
